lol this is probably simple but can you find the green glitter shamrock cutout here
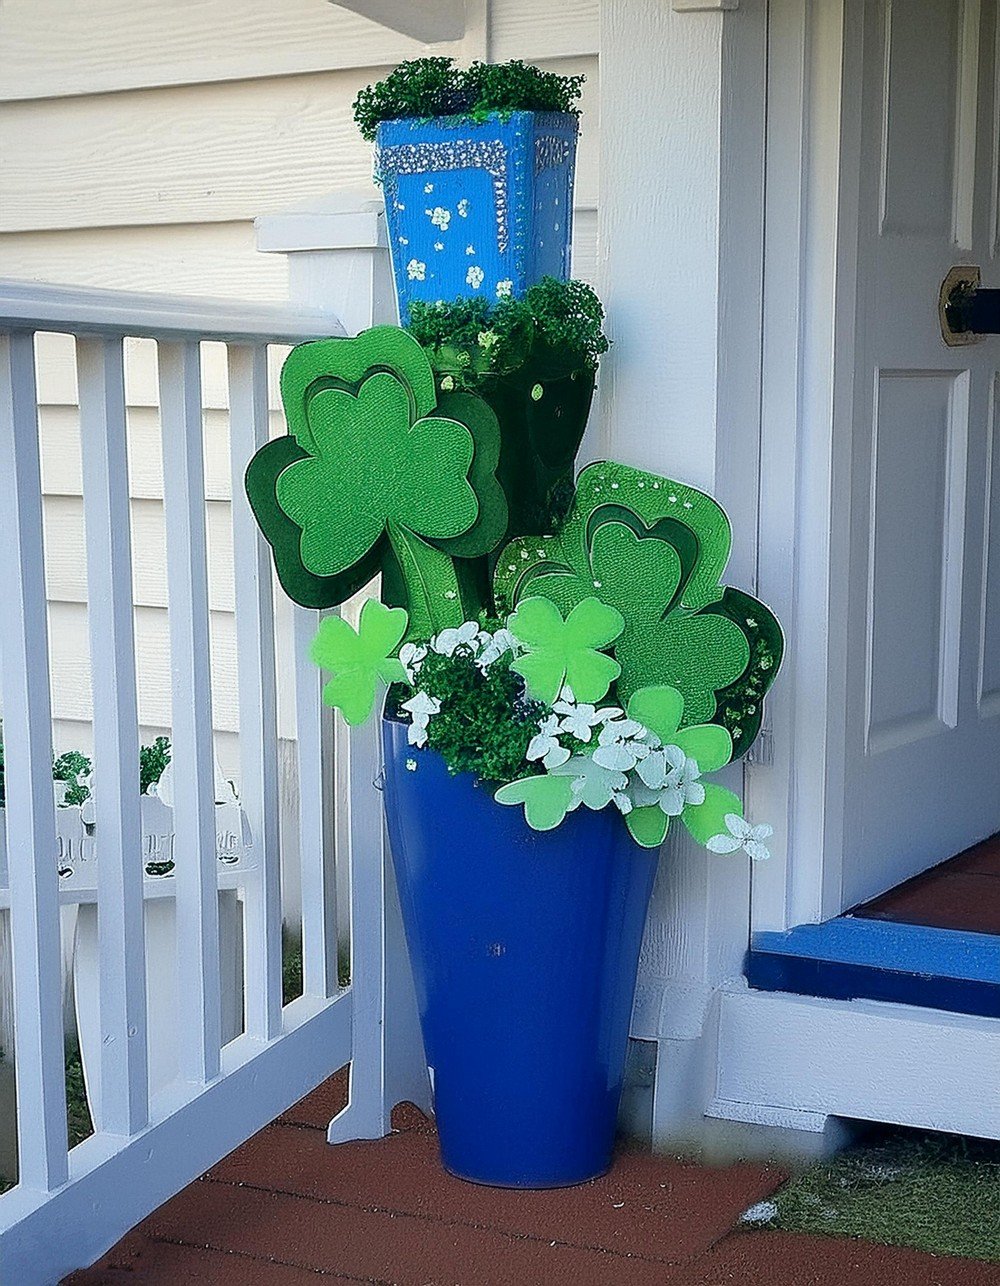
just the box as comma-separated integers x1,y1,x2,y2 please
506,595,624,704
494,460,783,750
310,599,409,725
623,685,738,849
246,326,507,638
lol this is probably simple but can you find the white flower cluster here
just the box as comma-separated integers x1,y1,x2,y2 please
524,686,708,823
398,622,523,747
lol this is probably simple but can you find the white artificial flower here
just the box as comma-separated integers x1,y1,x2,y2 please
550,755,627,811
706,814,773,862
496,279,513,297
554,697,603,742
401,691,441,747
431,620,480,657
592,718,648,771
427,206,451,229
406,258,426,281
658,754,705,817
636,748,669,790
612,791,633,816
457,199,470,217
526,714,571,770
476,627,517,671
466,265,485,289
399,641,427,682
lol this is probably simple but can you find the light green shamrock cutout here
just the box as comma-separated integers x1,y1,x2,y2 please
310,598,409,725
494,774,578,831
506,596,624,704
622,685,736,848
277,372,479,578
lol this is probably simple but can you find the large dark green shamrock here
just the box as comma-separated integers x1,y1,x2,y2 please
493,461,783,753
245,326,507,638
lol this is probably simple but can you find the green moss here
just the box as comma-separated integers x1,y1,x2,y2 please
354,57,584,142
763,1126,1000,1263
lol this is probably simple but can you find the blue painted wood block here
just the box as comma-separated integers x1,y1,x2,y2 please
376,112,578,324
747,916,1000,1018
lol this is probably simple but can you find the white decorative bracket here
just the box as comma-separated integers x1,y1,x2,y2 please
326,0,467,42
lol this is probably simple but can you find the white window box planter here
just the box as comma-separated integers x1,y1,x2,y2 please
0,792,255,1125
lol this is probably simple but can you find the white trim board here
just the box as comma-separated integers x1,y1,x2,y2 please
711,984,1000,1141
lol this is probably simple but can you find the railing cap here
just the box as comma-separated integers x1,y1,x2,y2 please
256,191,387,255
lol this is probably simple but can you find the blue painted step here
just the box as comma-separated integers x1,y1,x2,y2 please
747,916,1000,1019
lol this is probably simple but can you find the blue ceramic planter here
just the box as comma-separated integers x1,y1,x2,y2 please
375,111,578,323
382,716,657,1188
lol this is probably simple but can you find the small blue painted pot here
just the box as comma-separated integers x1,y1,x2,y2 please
382,715,658,1188
375,111,578,324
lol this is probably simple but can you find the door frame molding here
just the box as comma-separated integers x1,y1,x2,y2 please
750,0,867,930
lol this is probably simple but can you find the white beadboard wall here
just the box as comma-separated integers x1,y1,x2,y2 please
0,0,600,766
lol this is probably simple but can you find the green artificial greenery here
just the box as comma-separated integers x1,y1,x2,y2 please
0,733,171,812
53,750,92,806
353,57,584,142
397,644,544,785
139,735,171,796
408,278,609,387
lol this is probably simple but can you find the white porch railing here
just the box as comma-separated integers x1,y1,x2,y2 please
0,274,428,1285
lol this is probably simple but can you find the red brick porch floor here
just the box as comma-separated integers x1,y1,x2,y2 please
852,832,1000,935
65,1072,996,1286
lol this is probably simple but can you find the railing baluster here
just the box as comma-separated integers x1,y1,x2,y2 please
0,330,69,1189
77,335,149,1135
227,344,282,1038
295,607,338,999
157,340,222,1084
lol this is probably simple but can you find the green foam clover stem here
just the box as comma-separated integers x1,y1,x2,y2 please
245,326,508,636
506,595,624,705
310,598,409,726
493,460,783,750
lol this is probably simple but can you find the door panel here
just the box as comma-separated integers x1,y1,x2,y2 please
868,370,963,751
841,0,1000,907
981,381,1000,706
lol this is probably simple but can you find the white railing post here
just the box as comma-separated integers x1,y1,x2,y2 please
258,194,432,1138
77,336,149,1134
0,331,69,1192
157,340,223,1085
227,344,283,1040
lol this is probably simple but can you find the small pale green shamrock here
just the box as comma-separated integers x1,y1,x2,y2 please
549,755,627,811
310,598,408,725
494,774,579,831
507,596,624,704
622,685,735,848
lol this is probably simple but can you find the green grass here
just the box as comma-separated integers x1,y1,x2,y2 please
762,1125,1000,1263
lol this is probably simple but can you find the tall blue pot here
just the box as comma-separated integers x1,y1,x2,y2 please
382,716,658,1187
375,111,578,323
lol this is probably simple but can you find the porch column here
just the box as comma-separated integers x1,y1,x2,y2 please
256,197,432,1138
598,0,769,1148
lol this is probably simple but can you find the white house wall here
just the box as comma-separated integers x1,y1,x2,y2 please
0,0,599,772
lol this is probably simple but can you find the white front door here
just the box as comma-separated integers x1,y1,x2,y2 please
840,0,1000,908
